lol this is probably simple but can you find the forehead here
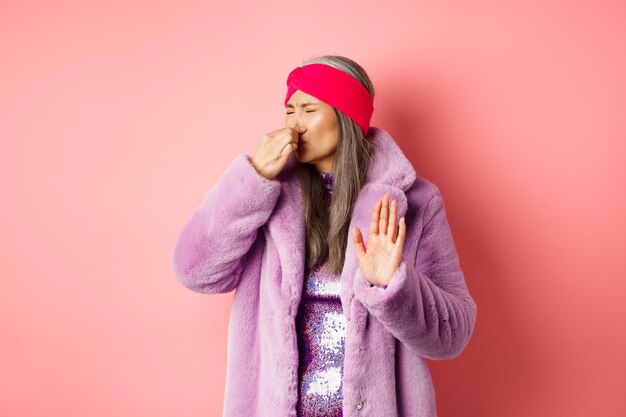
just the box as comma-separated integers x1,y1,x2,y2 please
286,90,321,106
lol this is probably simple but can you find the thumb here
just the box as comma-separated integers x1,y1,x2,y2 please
279,142,292,158
352,227,366,259
279,141,296,162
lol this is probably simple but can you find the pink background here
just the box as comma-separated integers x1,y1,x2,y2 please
1,1,625,416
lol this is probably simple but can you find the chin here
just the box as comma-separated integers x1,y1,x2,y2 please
295,149,312,163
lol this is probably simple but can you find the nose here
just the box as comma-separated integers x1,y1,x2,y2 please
286,114,306,134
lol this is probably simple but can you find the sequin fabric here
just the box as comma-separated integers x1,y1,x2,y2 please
295,172,388,416
296,171,345,417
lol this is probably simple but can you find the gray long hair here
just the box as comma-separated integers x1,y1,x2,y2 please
295,55,378,274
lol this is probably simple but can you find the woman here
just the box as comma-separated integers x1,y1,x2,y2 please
171,55,477,417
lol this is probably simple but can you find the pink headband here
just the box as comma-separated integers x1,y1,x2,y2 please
284,63,374,134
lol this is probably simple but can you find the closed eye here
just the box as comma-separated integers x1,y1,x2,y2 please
286,110,315,115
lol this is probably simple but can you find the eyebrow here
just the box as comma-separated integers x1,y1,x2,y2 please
286,102,319,108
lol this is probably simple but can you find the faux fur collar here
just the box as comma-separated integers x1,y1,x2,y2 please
264,126,417,323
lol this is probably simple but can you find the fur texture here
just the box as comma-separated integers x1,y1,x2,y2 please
171,126,477,417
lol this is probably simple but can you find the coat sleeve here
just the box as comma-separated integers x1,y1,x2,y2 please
352,189,477,360
171,154,282,294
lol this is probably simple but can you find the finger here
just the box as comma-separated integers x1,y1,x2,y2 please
396,216,407,251
352,227,367,258
388,199,398,242
369,199,382,236
379,193,389,236
287,126,299,138
290,130,301,147
285,131,299,149
279,142,296,160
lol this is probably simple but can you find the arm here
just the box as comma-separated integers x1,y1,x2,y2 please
353,190,477,360
171,154,281,294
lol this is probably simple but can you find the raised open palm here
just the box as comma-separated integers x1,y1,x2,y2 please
352,193,406,286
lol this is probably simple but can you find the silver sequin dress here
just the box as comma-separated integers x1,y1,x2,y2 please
296,171,345,417
295,171,387,416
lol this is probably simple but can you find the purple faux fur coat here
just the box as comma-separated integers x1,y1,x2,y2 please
171,126,477,417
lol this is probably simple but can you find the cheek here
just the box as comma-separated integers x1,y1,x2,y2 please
311,111,338,134
306,111,339,150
